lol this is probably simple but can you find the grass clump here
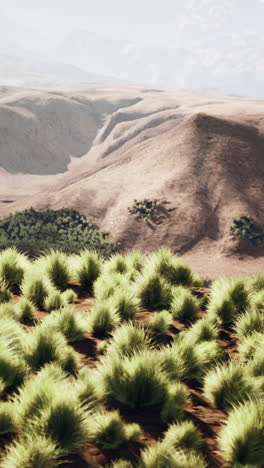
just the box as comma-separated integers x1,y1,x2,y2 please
203,362,254,411
0,248,28,292
24,327,79,372
93,272,128,301
41,306,85,343
247,272,264,292
89,410,126,448
0,341,27,393
108,290,139,321
43,290,65,312
135,272,172,311
163,420,203,452
0,280,11,304
21,273,51,309
15,298,36,322
87,303,120,337
234,309,264,340
75,250,102,292
181,318,219,344
107,322,152,357
218,399,264,466
104,254,128,275
1,436,61,468
40,250,70,290
62,288,77,304
238,332,264,359
170,286,199,322
140,440,207,468
75,366,104,411
146,248,194,287
147,310,172,336
208,277,249,325
0,402,17,435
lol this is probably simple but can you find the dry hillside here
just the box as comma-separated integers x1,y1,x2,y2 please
0,86,264,276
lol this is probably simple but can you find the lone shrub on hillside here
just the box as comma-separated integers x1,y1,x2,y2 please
230,215,264,245
129,198,162,222
218,399,264,466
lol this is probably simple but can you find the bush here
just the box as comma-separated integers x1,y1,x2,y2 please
0,208,120,258
218,399,264,466
203,362,254,411
41,306,85,343
230,215,264,245
163,421,203,452
107,322,152,357
87,303,120,337
75,250,102,291
108,290,139,321
160,382,190,422
170,286,199,322
128,198,162,222
89,410,126,449
1,436,61,468
135,272,172,311
147,310,172,336
24,327,79,372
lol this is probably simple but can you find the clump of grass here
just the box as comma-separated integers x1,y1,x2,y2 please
246,349,264,377
125,423,142,442
75,250,102,292
104,254,128,275
1,435,61,468
107,322,152,357
89,410,126,448
238,331,264,359
62,288,78,304
108,290,139,321
21,273,51,309
125,251,144,274
0,302,18,320
87,302,120,337
75,366,104,411
41,250,70,290
0,402,17,435
160,381,190,422
170,286,199,322
181,318,219,344
43,290,65,312
40,393,90,454
203,362,254,411
24,327,79,372
0,280,12,304
0,248,28,292
0,340,27,393
41,306,85,343
234,309,264,340
15,298,36,322
218,399,264,466
147,248,195,287
163,421,203,453
97,340,108,355
98,350,189,421
247,272,264,292
109,460,133,468
0,317,26,354
93,272,128,301
147,310,172,336
208,278,249,325
251,290,264,311
140,440,207,468
135,272,172,311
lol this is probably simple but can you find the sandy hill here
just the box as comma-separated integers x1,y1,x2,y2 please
0,87,264,277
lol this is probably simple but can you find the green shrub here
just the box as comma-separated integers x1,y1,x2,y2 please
24,327,79,372
0,402,17,435
40,250,70,289
135,272,172,311
89,410,126,449
1,436,61,468
128,198,162,222
87,303,120,337
230,215,264,245
0,317,26,354
107,322,152,357
163,421,203,452
203,362,254,411
41,306,85,343
218,399,264,466
75,250,102,291
170,286,199,322
147,310,172,335
108,290,139,321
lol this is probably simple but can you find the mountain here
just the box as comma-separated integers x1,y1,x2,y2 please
0,86,264,279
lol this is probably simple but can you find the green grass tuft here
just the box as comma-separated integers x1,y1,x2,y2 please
87,302,120,337
147,310,172,336
1,436,61,468
170,286,199,322
135,272,172,311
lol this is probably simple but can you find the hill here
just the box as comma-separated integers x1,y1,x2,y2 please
0,87,264,276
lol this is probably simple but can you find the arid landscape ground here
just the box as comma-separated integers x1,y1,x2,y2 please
0,85,263,277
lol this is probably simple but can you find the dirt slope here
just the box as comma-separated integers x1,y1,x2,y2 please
0,87,264,276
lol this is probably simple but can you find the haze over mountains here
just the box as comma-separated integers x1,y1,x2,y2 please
1,0,264,97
